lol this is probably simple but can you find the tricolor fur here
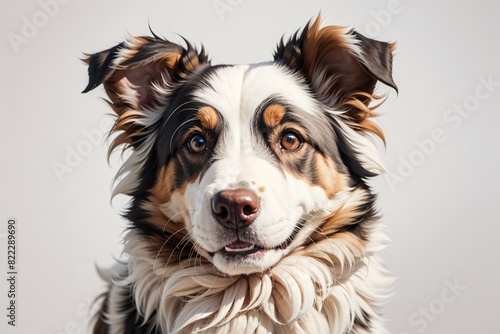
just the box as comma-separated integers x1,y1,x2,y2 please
83,16,397,334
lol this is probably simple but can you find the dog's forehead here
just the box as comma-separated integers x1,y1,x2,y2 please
192,63,318,122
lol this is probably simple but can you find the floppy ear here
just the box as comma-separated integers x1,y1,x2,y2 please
274,15,397,140
83,35,209,150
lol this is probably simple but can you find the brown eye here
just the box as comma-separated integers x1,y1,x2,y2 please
188,134,206,153
280,130,303,151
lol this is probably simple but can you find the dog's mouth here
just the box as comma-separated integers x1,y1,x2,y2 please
205,221,304,275
224,241,261,255
217,241,281,260
216,224,300,258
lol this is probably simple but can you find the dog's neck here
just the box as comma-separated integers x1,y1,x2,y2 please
113,227,390,334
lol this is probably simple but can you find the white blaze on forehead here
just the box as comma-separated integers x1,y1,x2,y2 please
193,62,319,117
192,63,319,156
238,63,319,116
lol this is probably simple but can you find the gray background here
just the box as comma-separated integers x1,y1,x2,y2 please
1,0,499,333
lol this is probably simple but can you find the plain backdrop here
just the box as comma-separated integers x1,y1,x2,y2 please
1,1,499,333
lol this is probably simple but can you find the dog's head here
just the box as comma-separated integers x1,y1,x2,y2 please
84,17,396,276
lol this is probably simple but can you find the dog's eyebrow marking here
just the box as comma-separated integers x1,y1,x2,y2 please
197,106,219,130
258,186,265,193
262,103,286,128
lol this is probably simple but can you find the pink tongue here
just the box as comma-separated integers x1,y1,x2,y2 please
227,241,253,249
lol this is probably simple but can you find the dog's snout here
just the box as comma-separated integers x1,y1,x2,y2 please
211,189,260,229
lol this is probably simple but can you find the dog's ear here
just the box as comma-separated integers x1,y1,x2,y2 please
274,15,397,102
274,15,397,139
83,35,209,149
275,16,397,178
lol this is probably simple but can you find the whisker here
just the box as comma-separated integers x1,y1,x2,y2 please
152,210,191,272
169,117,198,153
160,101,197,132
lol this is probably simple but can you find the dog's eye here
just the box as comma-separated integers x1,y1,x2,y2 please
280,130,303,151
188,134,207,153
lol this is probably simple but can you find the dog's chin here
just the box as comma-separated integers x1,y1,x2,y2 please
211,246,287,275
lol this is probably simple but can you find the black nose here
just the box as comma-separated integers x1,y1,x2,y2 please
211,189,260,229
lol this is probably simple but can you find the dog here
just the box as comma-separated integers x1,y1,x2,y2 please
83,15,397,334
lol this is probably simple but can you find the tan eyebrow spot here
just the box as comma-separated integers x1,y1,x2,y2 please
197,106,219,130
262,104,286,128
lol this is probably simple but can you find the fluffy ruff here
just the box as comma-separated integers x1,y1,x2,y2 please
84,15,397,334
115,227,391,334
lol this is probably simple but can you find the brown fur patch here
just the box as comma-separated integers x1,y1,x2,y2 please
262,104,286,128
304,16,351,54
181,53,199,72
139,212,206,267
309,188,372,247
161,53,183,73
313,153,346,198
141,201,170,231
140,201,194,265
149,163,176,205
197,106,219,130
317,207,361,238
143,162,193,252
340,92,386,144
302,16,388,143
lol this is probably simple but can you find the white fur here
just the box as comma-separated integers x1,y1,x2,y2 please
98,63,392,333
104,208,391,333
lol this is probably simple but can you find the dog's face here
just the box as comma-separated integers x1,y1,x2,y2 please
84,17,396,276
185,64,349,275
